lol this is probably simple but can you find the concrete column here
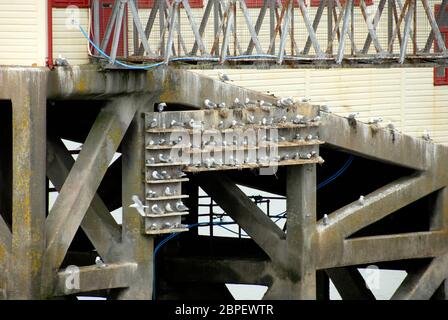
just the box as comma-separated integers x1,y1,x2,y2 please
117,97,155,300
285,164,317,299
8,70,47,299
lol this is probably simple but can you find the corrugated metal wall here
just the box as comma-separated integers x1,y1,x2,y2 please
0,0,47,66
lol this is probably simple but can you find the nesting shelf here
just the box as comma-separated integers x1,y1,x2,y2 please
143,104,324,235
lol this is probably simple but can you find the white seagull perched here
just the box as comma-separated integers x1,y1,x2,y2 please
175,201,189,212
152,170,164,180
149,118,158,128
233,98,246,108
358,195,365,205
164,186,175,196
422,130,432,141
204,99,217,109
218,71,233,82
293,114,305,124
95,256,106,268
165,203,174,212
348,112,359,120
151,204,164,215
323,214,329,226
158,153,172,163
157,102,167,112
55,54,69,67
129,195,149,216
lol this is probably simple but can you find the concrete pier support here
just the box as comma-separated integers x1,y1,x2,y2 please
8,70,47,299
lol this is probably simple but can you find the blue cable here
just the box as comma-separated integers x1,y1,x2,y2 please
80,25,282,70
317,155,354,190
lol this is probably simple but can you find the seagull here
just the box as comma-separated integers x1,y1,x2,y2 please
147,140,155,147
297,97,310,103
259,100,273,108
293,114,305,124
170,119,184,127
348,112,359,120
204,99,217,109
146,158,155,165
312,116,321,122
387,121,396,131
305,134,313,141
149,223,158,231
422,130,432,141
277,97,294,108
95,256,106,268
165,203,174,212
151,204,164,214
55,54,69,67
278,115,287,123
292,152,300,160
323,214,329,226
164,186,174,196
368,117,383,125
161,170,171,179
176,201,188,211
149,118,158,128
151,170,164,180
158,153,172,163
233,98,246,108
188,119,202,129
218,120,225,129
217,102,226,109
162,222,172,229
281,154,290,161
310,151,317,158
261,118,267,126
130,195,149,216
247,115,255,124
218,71,233,82
358,195,365,205
175,170,187,178
147,190,157,198
157,102,167,112
158,138,166,145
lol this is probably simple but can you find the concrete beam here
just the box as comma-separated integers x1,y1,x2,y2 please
116,96,156,300
43,96,139,295
54,262,137,296
196,173,286,262
392,253,448,300
319,112,428,171
46,136,122,261
8,69,47,299
283,164,317,299
318,174,442,250
319,231,448,269
326,267,376,300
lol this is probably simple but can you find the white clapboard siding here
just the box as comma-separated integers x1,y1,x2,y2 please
52,8,90,66
0,0,47,66
194,68,448,144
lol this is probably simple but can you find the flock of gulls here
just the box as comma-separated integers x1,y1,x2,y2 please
127,72,434,231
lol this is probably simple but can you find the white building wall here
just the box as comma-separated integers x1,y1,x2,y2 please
0,0,47,66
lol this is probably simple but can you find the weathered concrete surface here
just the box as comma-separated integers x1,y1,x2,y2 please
0,65,448,300
8,69,47,299
54,262,137,296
